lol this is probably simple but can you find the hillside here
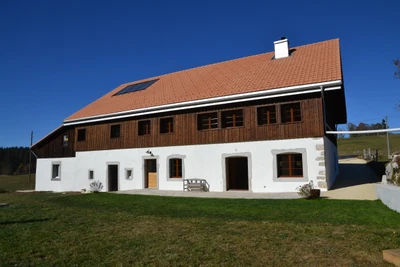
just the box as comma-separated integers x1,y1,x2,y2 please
337,134,400,159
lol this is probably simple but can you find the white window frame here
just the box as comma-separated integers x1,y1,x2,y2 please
272,148,308,182
51,162,61,180
125,168,133,180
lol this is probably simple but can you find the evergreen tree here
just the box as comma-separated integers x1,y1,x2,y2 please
0,147,36,175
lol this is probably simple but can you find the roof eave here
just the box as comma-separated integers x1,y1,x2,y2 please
63,80,342,126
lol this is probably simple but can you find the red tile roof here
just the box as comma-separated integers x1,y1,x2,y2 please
66,38,342,121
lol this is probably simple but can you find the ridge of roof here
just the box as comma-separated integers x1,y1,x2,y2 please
119,38,340,87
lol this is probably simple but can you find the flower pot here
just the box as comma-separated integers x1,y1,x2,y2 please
309,189,321,199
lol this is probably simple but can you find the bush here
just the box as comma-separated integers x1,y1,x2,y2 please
89,181,104,193
296,181,320,199
0,188,9,194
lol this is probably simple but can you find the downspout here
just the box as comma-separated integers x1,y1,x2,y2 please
321,86,333,133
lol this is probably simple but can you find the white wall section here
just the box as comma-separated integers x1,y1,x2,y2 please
323,137,339,189
35,137,328,193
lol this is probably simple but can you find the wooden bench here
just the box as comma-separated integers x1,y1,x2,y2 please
183,179,208,192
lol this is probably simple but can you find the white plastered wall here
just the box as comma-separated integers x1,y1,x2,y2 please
35,137,329,193
323,136,339,189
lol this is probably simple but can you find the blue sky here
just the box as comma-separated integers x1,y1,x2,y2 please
1,0,399,147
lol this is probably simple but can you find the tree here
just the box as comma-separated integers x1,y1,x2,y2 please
347,122,357,137
347,122,357,131
336,127,345,139
0,147,36,175
382,119,387,129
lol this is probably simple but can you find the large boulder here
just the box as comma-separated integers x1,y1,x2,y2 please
386,153,400,186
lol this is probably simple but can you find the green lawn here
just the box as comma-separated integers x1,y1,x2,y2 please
338,134,400,159
0,174,35,192
0,193,399,266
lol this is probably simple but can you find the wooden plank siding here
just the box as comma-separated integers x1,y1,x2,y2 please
35,127,76,158
34,94,326,158
74,96,325,152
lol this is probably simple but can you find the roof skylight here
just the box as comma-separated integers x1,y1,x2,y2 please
114,79,159,96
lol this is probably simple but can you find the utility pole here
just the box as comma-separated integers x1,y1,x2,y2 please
386,116,391,159
28,131,33,183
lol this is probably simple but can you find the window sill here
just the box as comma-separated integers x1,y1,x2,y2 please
197,128,219,132
51,178,61,181
281,121,303,125
274,177,308,183
221,125,245,130
167,177,183,181
257,123,277,127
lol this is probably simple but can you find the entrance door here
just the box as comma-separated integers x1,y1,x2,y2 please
108,165,119,191
145,159,157,189
226,157,249,190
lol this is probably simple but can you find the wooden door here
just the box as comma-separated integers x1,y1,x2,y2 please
145,159,157,188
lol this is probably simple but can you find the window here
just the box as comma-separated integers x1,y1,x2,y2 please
277,153,303,177
52,163,61,180
257,106,277,125
62,134,69,147
113,79,159,96
125,169,133,180
138,120,151,136
169,158,182,178
197,112,218,130
110,124,121,138
88,170,94,180
160,117,174,134
221,109,244,128
77,128,86,141
281,103,301,123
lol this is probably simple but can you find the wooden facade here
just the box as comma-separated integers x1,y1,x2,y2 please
34,127,76,158
33,94,331,158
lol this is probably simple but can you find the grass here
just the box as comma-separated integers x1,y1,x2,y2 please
0,174,35,192
1,193,399,266
338,134,400,159
1,137,399,265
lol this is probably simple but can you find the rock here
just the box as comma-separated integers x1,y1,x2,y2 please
382,175,387,185
386,162,393,180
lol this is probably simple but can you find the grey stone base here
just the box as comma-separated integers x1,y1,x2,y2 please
376,184,400,213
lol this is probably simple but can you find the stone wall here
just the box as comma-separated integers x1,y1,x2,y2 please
376,184,400,213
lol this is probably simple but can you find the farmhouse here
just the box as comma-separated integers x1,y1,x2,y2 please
32,37,347,193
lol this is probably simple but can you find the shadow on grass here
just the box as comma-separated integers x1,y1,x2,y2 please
0,218,52,225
